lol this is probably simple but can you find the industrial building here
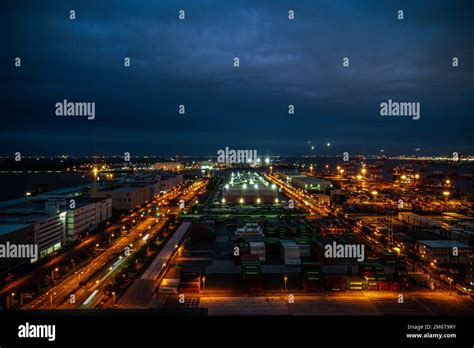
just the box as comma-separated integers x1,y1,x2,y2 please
276,172,333,192
160,174,184,192
0,200,66,268
91,184,150,211
467,254,474,286
0,224,35,273
417,240,472,264
123,174,162,197
223,172,278,204
0,193,113,268
64,198,112,243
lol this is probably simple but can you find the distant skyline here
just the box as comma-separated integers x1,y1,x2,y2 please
1,0,473,156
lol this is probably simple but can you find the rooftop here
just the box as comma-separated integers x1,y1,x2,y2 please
102,186,144,193
419,240,471,249
0,223,31,236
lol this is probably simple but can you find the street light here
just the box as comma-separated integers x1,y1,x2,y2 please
112,292,116,306
51,268,59,280
76,270,84,282
50,292,56,306
202,276,206,291
7,292,15,310
284,275,288,292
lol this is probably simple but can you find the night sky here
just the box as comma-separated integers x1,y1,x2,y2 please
1,0,472,156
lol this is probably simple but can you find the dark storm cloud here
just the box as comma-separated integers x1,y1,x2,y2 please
0,0,472,156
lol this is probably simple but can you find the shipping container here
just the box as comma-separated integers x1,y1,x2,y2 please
303,281,325,292
159,278,180,293
345,276,366,290
383,252,397,264
389,280,401,291
365,277,378,290
280,240,301,265
264,238,280,254
377,279,390,291
325,275,346,291
249,241,266,262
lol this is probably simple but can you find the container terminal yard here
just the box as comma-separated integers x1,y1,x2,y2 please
0,160,459,317
2,160,474,317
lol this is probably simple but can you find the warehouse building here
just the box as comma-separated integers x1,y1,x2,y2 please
0,203,66,263
417,240,472,264
0,223,35,273
276,172,333,193
223,172,278,204
91,184,150,211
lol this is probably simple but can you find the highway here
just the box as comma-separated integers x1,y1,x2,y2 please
265,173,328,216
78,179,206,309
23,213,163,309
20,178,207,310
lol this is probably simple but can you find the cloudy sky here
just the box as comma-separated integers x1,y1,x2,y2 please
1,0,472,156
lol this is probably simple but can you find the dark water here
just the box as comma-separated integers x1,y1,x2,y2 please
0,172,93,201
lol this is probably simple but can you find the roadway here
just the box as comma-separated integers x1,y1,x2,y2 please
21,178,207,310
198,290,474,316
264,173,328,217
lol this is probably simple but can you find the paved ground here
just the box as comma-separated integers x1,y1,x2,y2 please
198,291,474,316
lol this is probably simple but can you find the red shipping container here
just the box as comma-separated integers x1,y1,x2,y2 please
377,280,389,291
390,280,400,291
362,271,376,278
401,281,411,290
366,284,378,291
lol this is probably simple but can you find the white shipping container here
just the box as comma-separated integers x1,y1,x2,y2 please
159,278,180,294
